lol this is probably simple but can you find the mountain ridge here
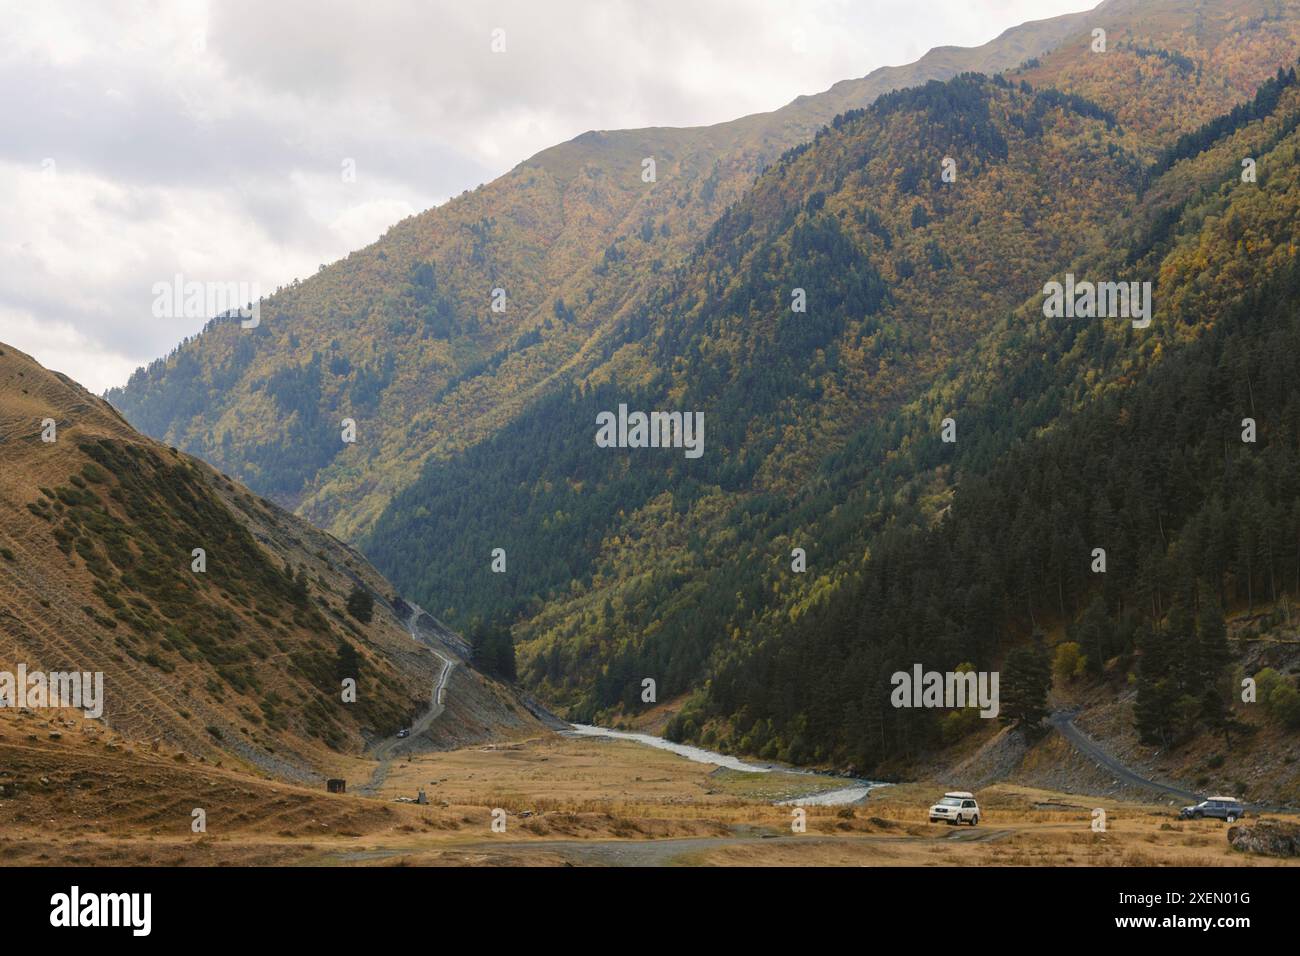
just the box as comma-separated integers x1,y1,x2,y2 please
106,0,1109,542
0,342,543,784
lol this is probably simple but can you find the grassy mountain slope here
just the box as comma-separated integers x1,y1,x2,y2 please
0,344,542,782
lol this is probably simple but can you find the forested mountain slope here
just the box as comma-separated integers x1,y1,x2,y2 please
689,65,1300,773
366,25,1300,774
103,0,1300,780
106,0,1110,542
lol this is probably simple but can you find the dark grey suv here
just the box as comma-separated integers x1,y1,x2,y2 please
1179,796,1244,822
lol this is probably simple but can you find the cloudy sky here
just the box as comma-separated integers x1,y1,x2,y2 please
1,0,1090,393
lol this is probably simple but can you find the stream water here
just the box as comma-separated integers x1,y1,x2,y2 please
567,723,884,806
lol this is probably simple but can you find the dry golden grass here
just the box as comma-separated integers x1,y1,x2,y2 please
6,721,1296,867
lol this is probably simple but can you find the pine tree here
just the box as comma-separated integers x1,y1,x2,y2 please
1073,595,1111,678
345,584,374,624
1134,624,1174,745
335,641,361,684
470,617,517,682
1000,641,1051,732
1196,596,1232,740
1196,596,1230,684
291,566,310,606
1165,590,1198,695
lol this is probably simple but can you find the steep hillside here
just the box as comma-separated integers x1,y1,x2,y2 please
686,61,1300,786
106,0,1107,541
0,344,543,783
367,71,1144,668
365,36,1300,784
100,0,1300,785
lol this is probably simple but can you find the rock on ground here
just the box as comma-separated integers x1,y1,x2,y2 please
1227,820,1300,857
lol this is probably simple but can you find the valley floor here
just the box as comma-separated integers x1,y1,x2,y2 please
1,708,1293,867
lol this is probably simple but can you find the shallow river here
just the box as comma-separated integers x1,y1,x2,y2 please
567,723,883,806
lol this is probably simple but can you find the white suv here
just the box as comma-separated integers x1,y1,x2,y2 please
929,791,980,826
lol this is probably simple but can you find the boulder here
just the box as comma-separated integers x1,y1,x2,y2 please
1227,820,1300,857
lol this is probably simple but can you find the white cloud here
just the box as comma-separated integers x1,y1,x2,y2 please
0,0,1092,393
0,306,139,395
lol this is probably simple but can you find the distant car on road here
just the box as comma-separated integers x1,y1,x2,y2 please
396,728,411,739
929,791,980,826
1179,796,1243,822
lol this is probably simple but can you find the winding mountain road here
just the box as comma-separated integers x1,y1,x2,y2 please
358,606,456,795
1050,710,1199,802
404,602,457,723
1050,710,1299,815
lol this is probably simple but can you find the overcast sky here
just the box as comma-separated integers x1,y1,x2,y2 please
0,0,1091,393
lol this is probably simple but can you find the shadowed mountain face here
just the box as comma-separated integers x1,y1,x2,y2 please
104,0,1300,772
0,344,543,782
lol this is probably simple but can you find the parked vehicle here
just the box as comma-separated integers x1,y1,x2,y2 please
396,728,411,739
929,791,980,825
1179,796,1244,822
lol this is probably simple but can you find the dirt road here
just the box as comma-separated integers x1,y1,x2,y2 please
321,824,1020,866
359,607,456,794
1049,710,1199,802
